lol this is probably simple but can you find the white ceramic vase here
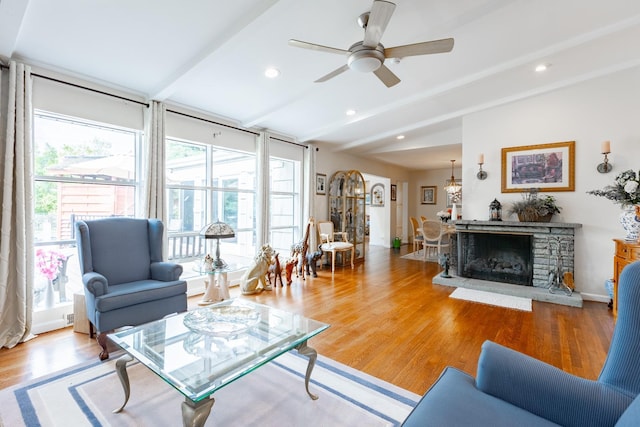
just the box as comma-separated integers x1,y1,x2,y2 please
620,206,640,241
44,279,55,308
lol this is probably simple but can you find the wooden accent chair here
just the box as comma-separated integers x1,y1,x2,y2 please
318,220,354,272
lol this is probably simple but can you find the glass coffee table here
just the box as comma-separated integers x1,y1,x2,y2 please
109,299,330,427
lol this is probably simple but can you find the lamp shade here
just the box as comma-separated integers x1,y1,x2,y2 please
200,220,235,239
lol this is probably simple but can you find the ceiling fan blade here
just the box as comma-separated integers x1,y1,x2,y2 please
315,64,350,83
373,64,400,87
362,0,396,48
288,39,349,55
384,38,454,59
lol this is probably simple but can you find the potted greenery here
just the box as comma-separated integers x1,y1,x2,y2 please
506,188,561,222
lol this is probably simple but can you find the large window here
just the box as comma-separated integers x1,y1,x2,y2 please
269,157,301,254
166,138,256,265
33,112,140,310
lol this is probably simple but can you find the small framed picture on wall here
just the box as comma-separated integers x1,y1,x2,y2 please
391,184,397,201
316,173,327,195
421,186,437,204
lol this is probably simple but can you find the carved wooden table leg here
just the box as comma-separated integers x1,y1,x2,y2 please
181,397,215,427
295,340,319,400
113,353,134,413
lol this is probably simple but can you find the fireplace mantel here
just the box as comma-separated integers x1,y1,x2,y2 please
454,220,582,232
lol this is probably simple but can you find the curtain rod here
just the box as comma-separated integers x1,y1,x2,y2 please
166,108,259,136
269,135,308,149
31,72,150,107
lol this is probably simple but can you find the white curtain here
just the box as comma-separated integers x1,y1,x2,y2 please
256,132,270,247
0,61,35,348
141,101,167,252
304,143,318,250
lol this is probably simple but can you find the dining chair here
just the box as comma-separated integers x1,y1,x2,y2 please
410,217,424,254
421,220,451,261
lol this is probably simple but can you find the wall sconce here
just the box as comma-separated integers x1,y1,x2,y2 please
477,153,487,180
597,140,612,173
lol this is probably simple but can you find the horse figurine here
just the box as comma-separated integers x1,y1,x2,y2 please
284,257,297,285
305,245,323,277
267,252,284,287
240,244,275,294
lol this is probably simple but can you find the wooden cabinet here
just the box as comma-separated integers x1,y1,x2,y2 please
613,239,640,317
328,170,366,265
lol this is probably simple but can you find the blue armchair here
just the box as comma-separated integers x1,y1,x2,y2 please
403,261,640,426
75,218,187,360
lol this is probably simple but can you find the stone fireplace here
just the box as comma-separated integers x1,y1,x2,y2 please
433,220,583,307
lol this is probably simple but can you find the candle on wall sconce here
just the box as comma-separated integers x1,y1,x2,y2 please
477,153,487,180
597,140,612,173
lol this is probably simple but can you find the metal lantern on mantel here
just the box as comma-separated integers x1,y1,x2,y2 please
489,199,502,221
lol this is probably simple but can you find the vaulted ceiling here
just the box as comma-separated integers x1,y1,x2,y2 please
1,0,639,170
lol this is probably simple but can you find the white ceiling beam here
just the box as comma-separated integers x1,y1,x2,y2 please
0,0,30,59
149,0,283,101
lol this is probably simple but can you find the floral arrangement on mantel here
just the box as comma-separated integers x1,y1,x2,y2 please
35,248,66,281
587,169,640,208
437,209,452,222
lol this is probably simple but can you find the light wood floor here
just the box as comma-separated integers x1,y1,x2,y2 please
0,244,614,395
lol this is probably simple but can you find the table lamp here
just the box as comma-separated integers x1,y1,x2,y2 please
200,220,235,269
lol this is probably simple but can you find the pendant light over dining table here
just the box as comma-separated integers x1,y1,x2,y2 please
445,159,462,194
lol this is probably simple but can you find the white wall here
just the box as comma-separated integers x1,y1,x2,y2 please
461,66,640,300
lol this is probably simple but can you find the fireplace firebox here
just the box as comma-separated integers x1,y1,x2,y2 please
458,232,533,286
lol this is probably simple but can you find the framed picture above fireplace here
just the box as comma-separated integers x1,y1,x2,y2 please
501,141,575,193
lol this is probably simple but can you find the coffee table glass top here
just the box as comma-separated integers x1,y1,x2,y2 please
109,299,329,402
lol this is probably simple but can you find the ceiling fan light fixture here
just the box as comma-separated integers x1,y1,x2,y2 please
348,51,383,72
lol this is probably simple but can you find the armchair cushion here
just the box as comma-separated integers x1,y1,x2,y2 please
476,341,633,427
403,367,558,427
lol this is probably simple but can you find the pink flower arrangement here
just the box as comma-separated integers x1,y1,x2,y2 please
36,248,66,281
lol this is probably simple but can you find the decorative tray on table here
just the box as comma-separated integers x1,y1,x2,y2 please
183,305,261,336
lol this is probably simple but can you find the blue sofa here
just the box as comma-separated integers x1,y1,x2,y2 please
76,218,187,360
403,261,640,426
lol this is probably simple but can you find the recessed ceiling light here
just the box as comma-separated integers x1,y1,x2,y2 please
535,63,549,73
346,109,356,116
396,135,405,140
264,67,280,78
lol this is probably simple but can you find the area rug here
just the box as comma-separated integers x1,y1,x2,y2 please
0,351,419,427
399,250,439,262
449,288,532,311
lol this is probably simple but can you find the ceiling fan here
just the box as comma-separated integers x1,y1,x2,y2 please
288,0,454,88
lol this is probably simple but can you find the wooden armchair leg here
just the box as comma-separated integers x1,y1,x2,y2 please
97,332,109,361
